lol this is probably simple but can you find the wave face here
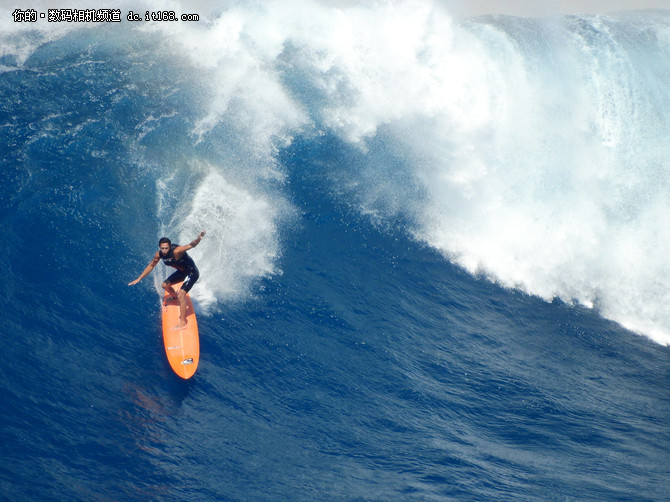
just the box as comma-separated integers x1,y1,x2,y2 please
2,3,670,501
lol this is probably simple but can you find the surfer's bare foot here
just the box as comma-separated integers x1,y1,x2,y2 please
173,322,187,330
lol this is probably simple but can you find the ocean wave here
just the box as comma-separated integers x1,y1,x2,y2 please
5,1,670,344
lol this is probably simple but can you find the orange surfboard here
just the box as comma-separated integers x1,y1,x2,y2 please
161,282,200,379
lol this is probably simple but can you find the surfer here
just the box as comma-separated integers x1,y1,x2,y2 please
129,231,206,329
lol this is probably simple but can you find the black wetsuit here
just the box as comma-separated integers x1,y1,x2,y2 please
162,244,200,292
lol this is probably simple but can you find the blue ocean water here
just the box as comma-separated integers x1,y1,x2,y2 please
2,3,670,501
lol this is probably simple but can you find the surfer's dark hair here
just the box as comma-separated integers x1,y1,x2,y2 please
158,237,171,246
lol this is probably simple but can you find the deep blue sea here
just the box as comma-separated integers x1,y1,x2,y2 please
2,3,670,501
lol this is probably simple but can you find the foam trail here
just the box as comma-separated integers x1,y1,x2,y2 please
151,164,290,309
175,169,287,307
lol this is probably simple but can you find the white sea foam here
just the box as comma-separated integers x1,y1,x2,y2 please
153,165,292,309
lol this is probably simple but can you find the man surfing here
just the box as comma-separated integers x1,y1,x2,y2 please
129,231,206,329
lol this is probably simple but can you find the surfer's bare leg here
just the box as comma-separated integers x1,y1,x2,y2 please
176,289,188,329
162,281,178,300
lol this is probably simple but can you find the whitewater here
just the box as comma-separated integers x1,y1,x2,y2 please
2,1,670,500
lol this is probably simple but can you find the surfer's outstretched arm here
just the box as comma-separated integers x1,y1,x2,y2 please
128,253,160,285
172,231,206,260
